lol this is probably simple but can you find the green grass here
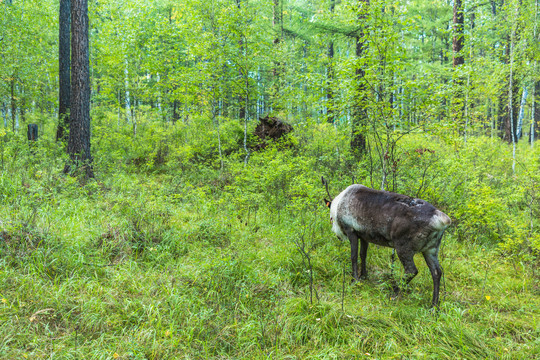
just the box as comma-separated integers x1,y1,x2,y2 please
0,129,539,359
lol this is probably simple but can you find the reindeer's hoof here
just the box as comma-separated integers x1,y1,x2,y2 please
391,286,400,300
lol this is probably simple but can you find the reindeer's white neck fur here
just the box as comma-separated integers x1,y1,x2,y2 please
329,185,358,240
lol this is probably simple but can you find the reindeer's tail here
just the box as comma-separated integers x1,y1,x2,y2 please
430,210,452,230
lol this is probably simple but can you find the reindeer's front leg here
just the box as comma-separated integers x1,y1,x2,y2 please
359,239,369,279
346,231,359,281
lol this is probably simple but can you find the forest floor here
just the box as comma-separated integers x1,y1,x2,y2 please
0,130,539,359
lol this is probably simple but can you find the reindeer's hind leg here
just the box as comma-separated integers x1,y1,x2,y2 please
393,247,418,297
423,248,442,308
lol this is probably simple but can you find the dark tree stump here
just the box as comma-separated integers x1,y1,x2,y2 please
253,115,293,150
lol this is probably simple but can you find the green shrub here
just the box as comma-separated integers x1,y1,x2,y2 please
186,219,231,248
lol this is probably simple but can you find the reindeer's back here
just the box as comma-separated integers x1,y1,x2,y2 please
332,185,450,247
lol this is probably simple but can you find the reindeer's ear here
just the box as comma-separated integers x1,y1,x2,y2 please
324,199,332,208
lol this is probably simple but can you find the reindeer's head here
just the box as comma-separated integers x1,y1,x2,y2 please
321,176,333,209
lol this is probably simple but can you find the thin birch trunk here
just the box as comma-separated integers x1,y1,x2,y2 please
516,86,527,139
1,102,6,127
125,60,131,123
532,86,536,145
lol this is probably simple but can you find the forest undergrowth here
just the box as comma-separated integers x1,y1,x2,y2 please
0,115,539,359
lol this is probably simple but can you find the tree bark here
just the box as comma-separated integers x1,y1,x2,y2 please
27,124,38,141
65,0,93,178
19,89,26,125
236,0,246,119
350,0,369,157
508,4,519,173
172,99,180,125
10,77,16,132
516,86,527,139
452,0,465,130
503,75,520,145
1,103,6,127
532,81,540,143
271,0,283,112
532,0,539,144
505,12,521,145
57,0,71,142
490,0,497,16
326,0,335,124
497,34,510,137
452,0,464,68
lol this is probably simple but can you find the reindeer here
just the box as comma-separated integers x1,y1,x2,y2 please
322,177,451,307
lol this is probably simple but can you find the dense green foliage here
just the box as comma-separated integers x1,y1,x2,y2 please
2,0,539,131
1,0,539,358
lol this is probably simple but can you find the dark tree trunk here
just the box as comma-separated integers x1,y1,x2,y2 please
531,0,539,143
235,0,247,119
272,0,282,56
1,102,6,127
452,0,464,67
452,0,465,130
65,0,93,178
172,99,180,125
271,0,283,111
497,87,506,136
327,40,334,123
350,0,369,157
490,0,497,16
27,124,38,141
532,81,540,142
57,0,71,142
504,11,521,145
497,35,510,138
326,0,335,124
239,96,246,119
504,79,521,144
20,92,26,125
